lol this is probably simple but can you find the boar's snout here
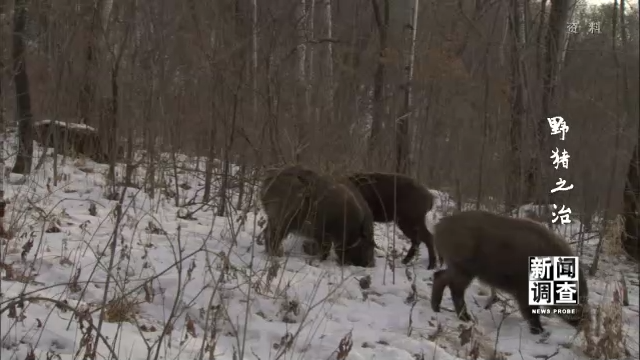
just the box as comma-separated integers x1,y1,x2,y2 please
350,236,376,268
362,244,376,267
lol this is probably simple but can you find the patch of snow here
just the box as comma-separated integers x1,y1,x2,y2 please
0,139,637,360
35,119,97,132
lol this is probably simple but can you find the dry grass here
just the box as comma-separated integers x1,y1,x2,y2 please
601,215,625,256
2,144,635,360
430,321,508,360
582,285,630,359
101,296,141,323
334,331,354,360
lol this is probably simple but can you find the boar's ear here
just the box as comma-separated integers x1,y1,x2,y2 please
296,175,309,185
360,223,373,243
300,182,315,198
350,174,371,185
361,176,377,186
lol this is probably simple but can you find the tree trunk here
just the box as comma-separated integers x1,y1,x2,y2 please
234,0,259,211
0,0,4,136
78,6,98,125
216,88,240,218
11,0,34,175
106,64,118,186
295,0,308,162
506,0,526,211
396,0,418,175
106,23,131,186
368,0,389,167
559,0,578,67
324,0,335,125
252,0,259,129
622,143,640,261
591,0,632,274
0,0,4,233
535,0,547,80
619,0,639,261
526,0,569,205
143,84,157,198
202,121,217,204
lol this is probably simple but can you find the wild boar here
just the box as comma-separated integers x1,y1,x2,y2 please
431,210,590,334
346,172,436,268
260,165,375,267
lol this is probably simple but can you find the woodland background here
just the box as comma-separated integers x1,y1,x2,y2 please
0,0,638,258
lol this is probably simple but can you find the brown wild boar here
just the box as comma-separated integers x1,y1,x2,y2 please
260,165,376,267
346,172,436,268
431,210,590,335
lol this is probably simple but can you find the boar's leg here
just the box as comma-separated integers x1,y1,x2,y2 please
515,294,545,335
432,268,475,322
334,237,374,267
446,268,474,322
431,269,449,313
397,217,436,269
309,224,333,262
419,225,436,269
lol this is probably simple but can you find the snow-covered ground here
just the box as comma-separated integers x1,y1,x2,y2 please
1,138,638,360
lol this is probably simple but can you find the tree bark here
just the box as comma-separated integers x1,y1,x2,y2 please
0,0,4,217
368,0,389,167
559,0,578,67
622,143,639,261
324,0,335,125
526,0,569,205
591,0,634,274
535,0,547,80
11,0,34,175
619,0,639,261
295,0,309,162
396,0,418,175
77,1,105,126
0,0,4,130
506,0,526,211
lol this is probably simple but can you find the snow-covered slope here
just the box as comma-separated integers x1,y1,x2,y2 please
1,139,637,360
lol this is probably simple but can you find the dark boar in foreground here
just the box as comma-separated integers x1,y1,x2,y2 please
260,165,375,267
431,210,590,335
346,172,435,268
34,120,123,163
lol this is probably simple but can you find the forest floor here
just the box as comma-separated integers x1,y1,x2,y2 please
1,139,638,360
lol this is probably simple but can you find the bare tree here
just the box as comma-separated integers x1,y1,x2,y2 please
77,2,101,126
506,0,527,211
526,0,570,205
0,0,4,228
368,0,389,167
396,0,418,175
560,0,578,67
11,0,34,175
0,0,4,133
105,1,131,186
618,0,639,261
324,0,335,125
295,0,311,162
